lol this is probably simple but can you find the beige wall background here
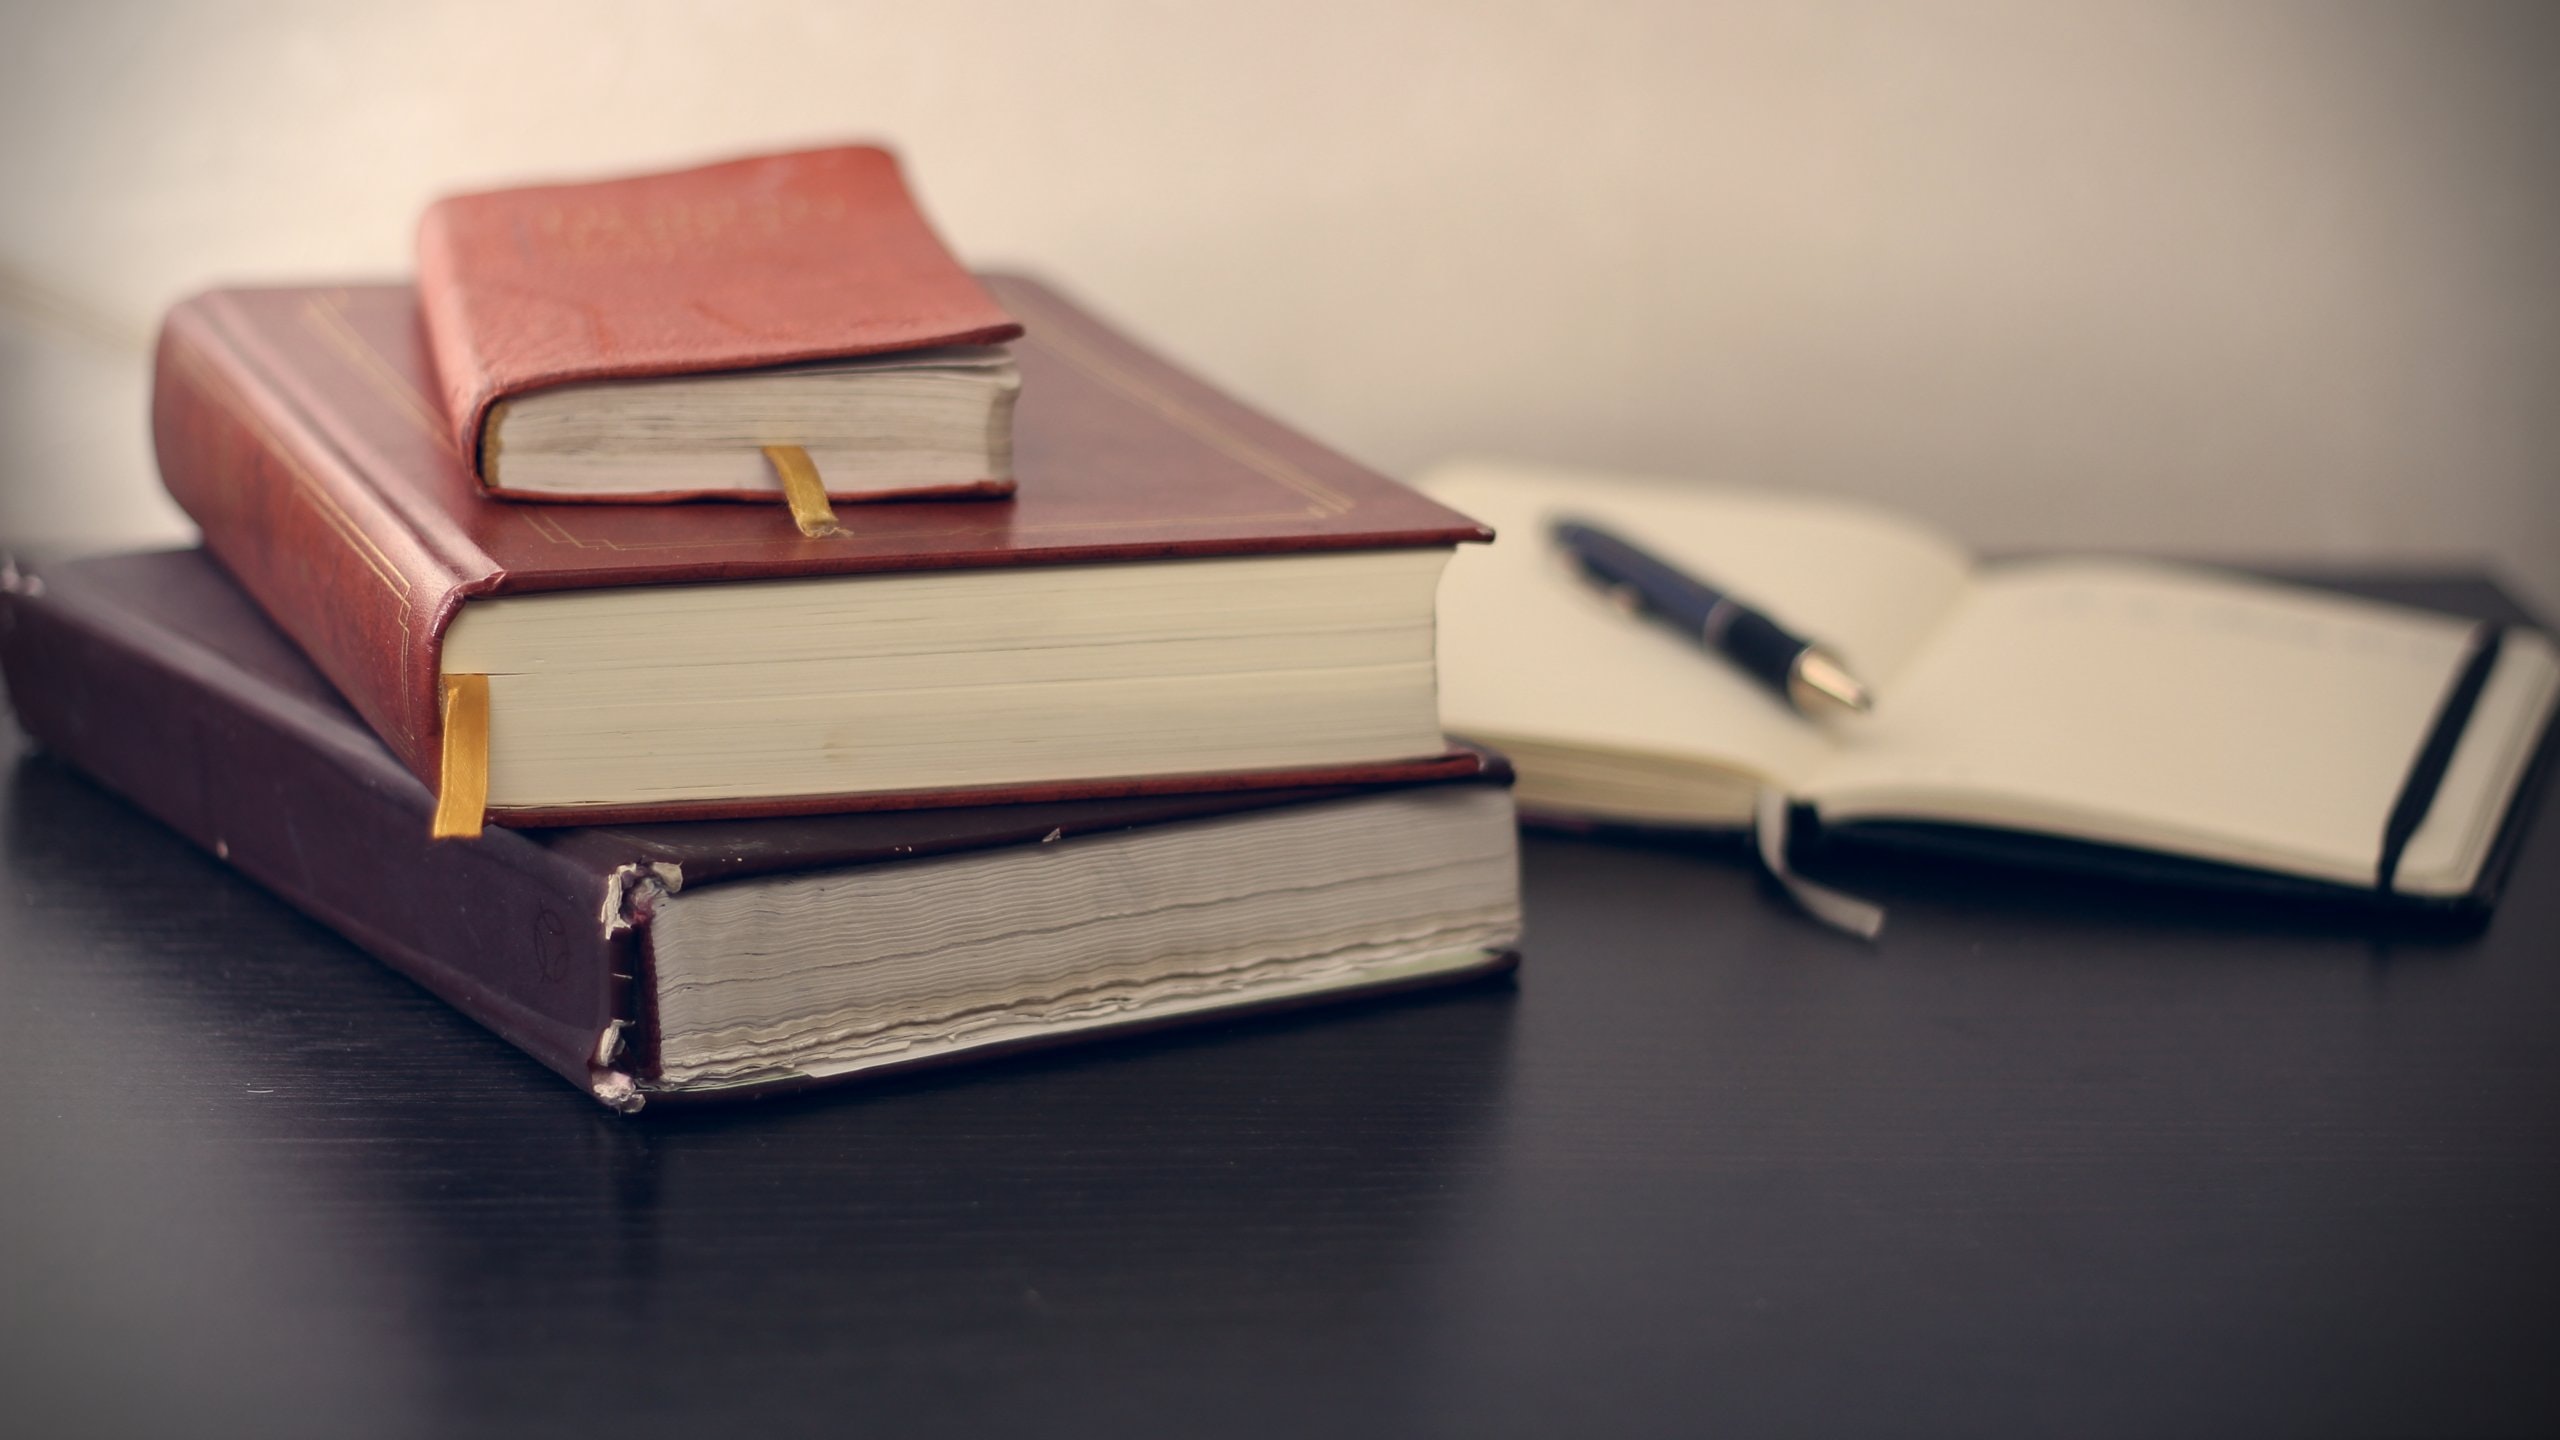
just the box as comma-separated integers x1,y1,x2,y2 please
3,0,2555,610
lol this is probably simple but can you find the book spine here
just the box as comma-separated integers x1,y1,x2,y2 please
152,294,475,791
413,202,496,468
0,571,642,1105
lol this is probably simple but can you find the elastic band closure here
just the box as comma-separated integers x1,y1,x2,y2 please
430,673,490,841
1756,788,1886,940
763,445,843,538
2378,622,2504,891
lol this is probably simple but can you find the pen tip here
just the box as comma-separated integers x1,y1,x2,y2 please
1790,650,1873,717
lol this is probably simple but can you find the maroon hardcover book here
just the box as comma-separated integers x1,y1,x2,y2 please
0,550,1521,1111
152,274,1494,826
417,144,1023,500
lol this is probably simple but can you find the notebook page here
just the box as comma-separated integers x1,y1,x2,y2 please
1422,462,1978,793
1801,558,2489,885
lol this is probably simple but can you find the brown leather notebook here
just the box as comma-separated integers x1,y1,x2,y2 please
153,275,1493,828
418,144,1024,502
0,550,1522,1111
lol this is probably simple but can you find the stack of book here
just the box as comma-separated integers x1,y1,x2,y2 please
0,146,1524,1110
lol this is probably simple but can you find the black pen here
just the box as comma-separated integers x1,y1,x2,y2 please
1551,519,1874,718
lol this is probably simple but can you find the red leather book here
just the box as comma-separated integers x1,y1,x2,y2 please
152,274,1494,827
417,144,1023,500
0,550,1522,1110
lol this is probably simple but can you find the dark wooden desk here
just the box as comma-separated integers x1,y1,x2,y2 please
3,577,2554,1440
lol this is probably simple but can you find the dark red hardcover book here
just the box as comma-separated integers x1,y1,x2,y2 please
417,144,1022,492
0,550,1520,1111
152,274,1493,826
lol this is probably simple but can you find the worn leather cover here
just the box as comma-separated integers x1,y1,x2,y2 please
0,549,1518,1109
152,273,1495,823
416,144,1022,488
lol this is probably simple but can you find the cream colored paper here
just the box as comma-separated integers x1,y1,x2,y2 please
1422,460,2557,896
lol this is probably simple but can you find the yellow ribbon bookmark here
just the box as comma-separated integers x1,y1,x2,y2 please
763,444,843,538
430,673,491,840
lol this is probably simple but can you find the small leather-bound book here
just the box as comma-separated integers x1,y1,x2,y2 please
416,145,1023,505
0,550,1523,1111
151,275,1491,835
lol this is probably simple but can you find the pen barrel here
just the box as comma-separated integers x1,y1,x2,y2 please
1716,608,1808,692
1554,520,1811,691
1560,525,1724,627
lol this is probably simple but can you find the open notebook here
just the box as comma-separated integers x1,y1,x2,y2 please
1425,460,2558,910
